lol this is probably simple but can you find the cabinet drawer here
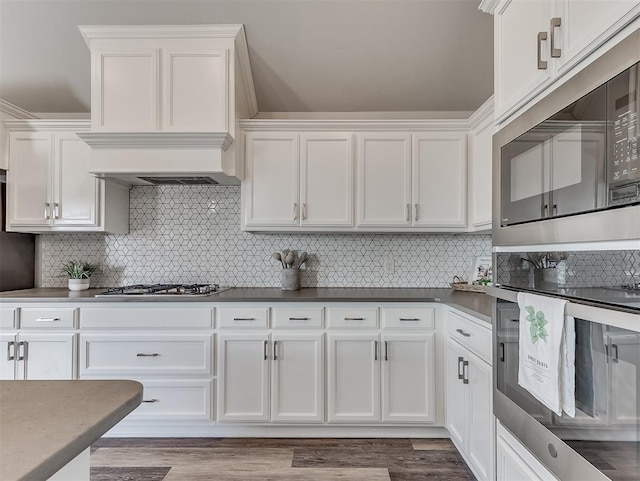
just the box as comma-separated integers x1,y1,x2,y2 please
326,307,378,328
20,308,77,329
447,310,491,363
497,305,520,332
80,307,212,329
381,307,435,329
80,334,213,376
0,308,17,329
217,307,269,328
272,307,323,328
128,379,213,421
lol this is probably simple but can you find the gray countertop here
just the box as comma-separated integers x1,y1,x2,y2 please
0,287,493,324
0,380,142,481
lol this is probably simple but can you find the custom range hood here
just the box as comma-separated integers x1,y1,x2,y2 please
77,25,258,185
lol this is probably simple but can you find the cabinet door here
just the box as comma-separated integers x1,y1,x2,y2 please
555,1,640,76
412,133,467,227
7,132,52,227
53,132,99,227
161,49,228,132
608,333,640,425
495,0,554,119
381,333,435,423
357,133,411,227
327,333,380,422
217,333,270,422
92,48,158,131
469,116,494,229
467,351,494,481
271,333,323,423
17,333,76,380
445,338,467,448
300,133,354,226
243,132,299,227
0,333,17,380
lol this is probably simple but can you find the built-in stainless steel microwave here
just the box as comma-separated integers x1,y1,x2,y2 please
494,29,640,247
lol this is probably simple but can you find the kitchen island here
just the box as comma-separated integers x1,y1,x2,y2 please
0,380,143,481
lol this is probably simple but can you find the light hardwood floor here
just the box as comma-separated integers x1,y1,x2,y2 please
90,438,476,480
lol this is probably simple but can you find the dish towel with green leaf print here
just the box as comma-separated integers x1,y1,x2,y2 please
517,292,575,417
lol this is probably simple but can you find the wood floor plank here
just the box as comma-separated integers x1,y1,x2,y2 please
93,438,225,449
389,467,476,481
162,466,391,481
410,439,456,451
91,447,293,469
215,438,413,448
90,466,171,481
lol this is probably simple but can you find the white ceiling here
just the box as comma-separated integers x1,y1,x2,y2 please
0,0,494,114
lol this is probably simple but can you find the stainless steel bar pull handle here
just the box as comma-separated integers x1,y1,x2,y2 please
612,344,619,363
273,340,279,361
414,203,419,221
302,203,307,220
289,317,310,321
233,317,256,321
499,342,505,362
406,204,410,221
399,318,420,322
136,353,159,357
293,203,298,220
456,328,471,338
457,356,464,380
462,360,469,384
36,318,60,322
44,203,50,220
384,341,389,361
263,340,268,361
374,340,378,361
17,341,26,361
344,317,365,321
53,203,60,219
142,399,159,403
550,17,561,58
6,341,15,361
537,31,548,70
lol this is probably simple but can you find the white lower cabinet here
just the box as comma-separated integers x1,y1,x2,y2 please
328,331,436,424
445,309,494,481
382,333,435,423
0,332,76,380
217,332,324,423
129,379,213,421
327,333,380,422
496,422,559,481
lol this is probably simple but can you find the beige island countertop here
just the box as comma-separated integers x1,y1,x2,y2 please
0,380,142,481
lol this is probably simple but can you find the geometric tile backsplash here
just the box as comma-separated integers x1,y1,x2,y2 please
40,185,492,288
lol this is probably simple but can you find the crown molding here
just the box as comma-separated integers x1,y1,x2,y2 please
3,119,90,130
478,0,506,15
0,100,38,120
239,118,470,132
468,96,494,130
77,132,234,150
79,24,245,47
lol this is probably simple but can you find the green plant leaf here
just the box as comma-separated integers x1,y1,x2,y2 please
525,306,536,316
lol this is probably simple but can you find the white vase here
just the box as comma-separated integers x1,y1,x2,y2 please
68,278,90,291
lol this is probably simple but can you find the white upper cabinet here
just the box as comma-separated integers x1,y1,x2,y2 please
243,132,355,229
485,0,640,124
468,99,494,230
300,133,354,226
412,132,467,228
243,132,299,227
494,0,554,121
6,122,129,234
357,133,412,227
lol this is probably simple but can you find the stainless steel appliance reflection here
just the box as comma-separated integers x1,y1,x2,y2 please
488,285,640,481
95,283,231,297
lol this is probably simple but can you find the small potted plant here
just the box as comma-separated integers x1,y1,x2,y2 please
62,261,100,291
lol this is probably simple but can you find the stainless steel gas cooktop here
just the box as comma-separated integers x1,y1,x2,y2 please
95,283,230,298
